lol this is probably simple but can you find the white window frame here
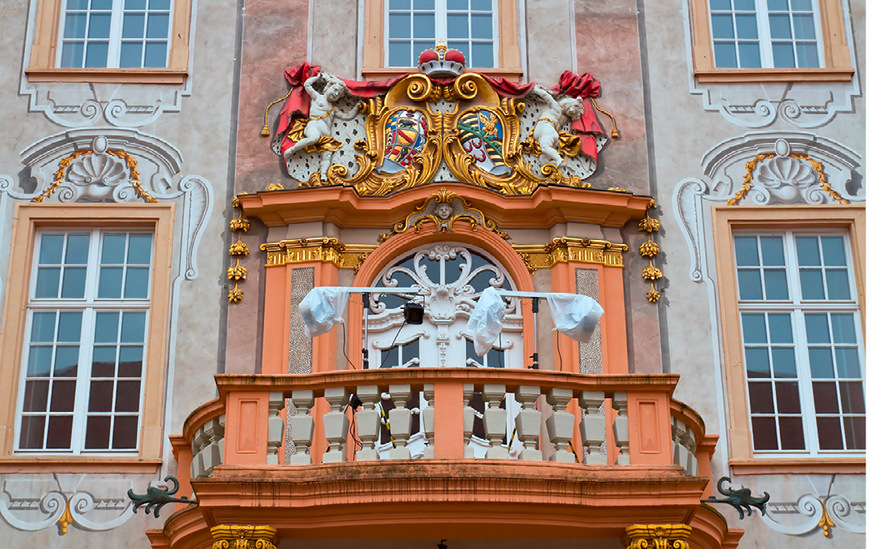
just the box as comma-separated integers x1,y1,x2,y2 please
735,229,865,457
15,229,153,455
708,0,825,69
56,0,174,69
384,0,499,68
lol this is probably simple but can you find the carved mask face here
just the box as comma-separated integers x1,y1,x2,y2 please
435,204,453,220
325,83,344,102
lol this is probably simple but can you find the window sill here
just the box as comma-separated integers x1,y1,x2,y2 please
729,457,865,475
25,67,188,85
362,67,524,82
695,67,854,83
0,456,162,474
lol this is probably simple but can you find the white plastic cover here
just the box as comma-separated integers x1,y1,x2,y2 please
546,293,604,342
466,287,507,356
299,287,350,338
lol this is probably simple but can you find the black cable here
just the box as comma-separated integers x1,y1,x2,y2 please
385,318,407,367
556,333,563,372
339,322,357,370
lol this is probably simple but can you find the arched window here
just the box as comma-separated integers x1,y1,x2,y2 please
364,243,523,458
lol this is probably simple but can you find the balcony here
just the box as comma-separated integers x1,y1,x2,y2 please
151,368,742,549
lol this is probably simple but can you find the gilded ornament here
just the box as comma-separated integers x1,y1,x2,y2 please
265,182,285,191
230,218,250,232
638,217,660,233
33,147,156,203
642,266,662,281
728,150,848,206
229,240,250,256
228,262,247,281
639,241,659,258
638,203,662,302
57,498,73,535
514,237,627,273
818,506,834,537
261,237,376,272
378,188,509,242
646,288,661,303
228,286,244,303
623,525,691,549
211,525,278,549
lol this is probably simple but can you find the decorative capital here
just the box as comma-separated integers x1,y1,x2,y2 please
514,237,627,273
623,524,692,549
261,237,376,272
211,525,278,549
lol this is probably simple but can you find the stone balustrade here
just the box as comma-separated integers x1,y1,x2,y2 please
183,369,713,478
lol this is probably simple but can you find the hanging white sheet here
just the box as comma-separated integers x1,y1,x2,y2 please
465,287,507,356
546,293,604,342
299,287,350,337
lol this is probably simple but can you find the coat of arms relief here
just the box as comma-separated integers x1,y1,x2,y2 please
264,46,616,196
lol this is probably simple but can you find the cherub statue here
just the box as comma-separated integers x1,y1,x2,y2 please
529,85,584,167
284,73,360,178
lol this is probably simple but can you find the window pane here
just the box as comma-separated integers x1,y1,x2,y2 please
795,42,819,68
122,13,145,38
470,14,492,39
46,416,73,449
763,269,788,299
771,348,796,377
390,0,411,9
143,42,168,68
389,13,411,39
820,236,846,265
118,346,143,377
88,13,112,38
413,13,435,37
470,0,490,10
735,14,758,39
805,313,830,343
92,346,117,377
88,380,114,412
816,416,843,449
768,0,788,9
825,269,850,299
792,0,812,9
768,14,792,39
792,14,815,39
50,381,76,412
710,0,730,8
447,13,468,38
415,0,434,8
775,382,800,412
751,417,778,450
795,236,820,265
35,268,61,298
734,0,754,9
121,312,147,343
92,0,112,9
99,266,123,298
124,267,150,298
470,43,493,68
113,415,139,449
834,348,860,378
778,416,805,449
85,41,110,68
23,381,50,413
839,382,864,413
388,42,411,67
19,416,47,449
64,14,88,38
738,42,761,68
60,42,85,68
95,312,120,343
748,382,774,413
146,14,170,39
447,0,465,8
85,416,111,449
799,269,824,299
737,270,763,300
711,14,735,39
745,348,770,377
759,236,784,265
772,43,796,68
53,345,79,377
115,381,141,412
65,235,90,264
844,417,865,449
40,235,64,263
120,42,144,68
830,314,856,344
768,314,793,343
812,381,838,413
150,0,171,9
27,347,53,377
31,312,57,343
734,236,759,266
808,347,834,378
714,43,738,68
102,233,127,264
57,311,82,342
61,267,87,298
742,313,766,343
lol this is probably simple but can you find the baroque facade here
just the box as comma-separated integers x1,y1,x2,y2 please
0,0,863,547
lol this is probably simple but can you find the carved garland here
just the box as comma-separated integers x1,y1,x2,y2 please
727,153,848,206
228,194,251,303
638,199,662,303
32,149,157,203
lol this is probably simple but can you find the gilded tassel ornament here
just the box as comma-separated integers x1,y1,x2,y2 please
590,97,620,139
261,88,295,137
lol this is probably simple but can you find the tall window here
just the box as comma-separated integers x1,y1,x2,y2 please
58,0,172,69
17,230,153,453
709,0,822,68
386,0,497,68
734,232,864,455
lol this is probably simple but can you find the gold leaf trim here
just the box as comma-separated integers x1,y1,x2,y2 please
623,524,692,549
57,498,73,535
514,237,628,273
728,152,848,205
639,200,662,303
211,525,278,549
228,195,251,303
261,237,377,272
33,149,156,203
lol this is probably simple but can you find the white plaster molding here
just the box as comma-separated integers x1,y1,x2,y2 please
681,0,860,128
0,474,136,533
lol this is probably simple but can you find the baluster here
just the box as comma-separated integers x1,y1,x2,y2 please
421,384,435,459
612,392,630,465
546,388,576,463
579,391,606,465
200,415,225,476
678,420,698,475
288,390,315,465
462,384,475,458
355,385,381,461
482,384,509,459
387,385,412,459
266,392,285,465
322,387,350,463
514,386,542,461
191,425,207,478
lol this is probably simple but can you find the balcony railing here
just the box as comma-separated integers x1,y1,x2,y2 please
179,368,715,482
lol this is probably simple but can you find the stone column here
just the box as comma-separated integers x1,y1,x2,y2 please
211,525,278,549
623,524,692,549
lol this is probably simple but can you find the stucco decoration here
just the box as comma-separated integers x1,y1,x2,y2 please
0,474,140,534
265,63,614,195
11,128,213,281
681,7,860,129
760,476,865,538
673,132,862,283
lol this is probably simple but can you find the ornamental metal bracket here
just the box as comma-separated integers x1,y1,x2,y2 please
701,476,770,519
127,476,197,518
